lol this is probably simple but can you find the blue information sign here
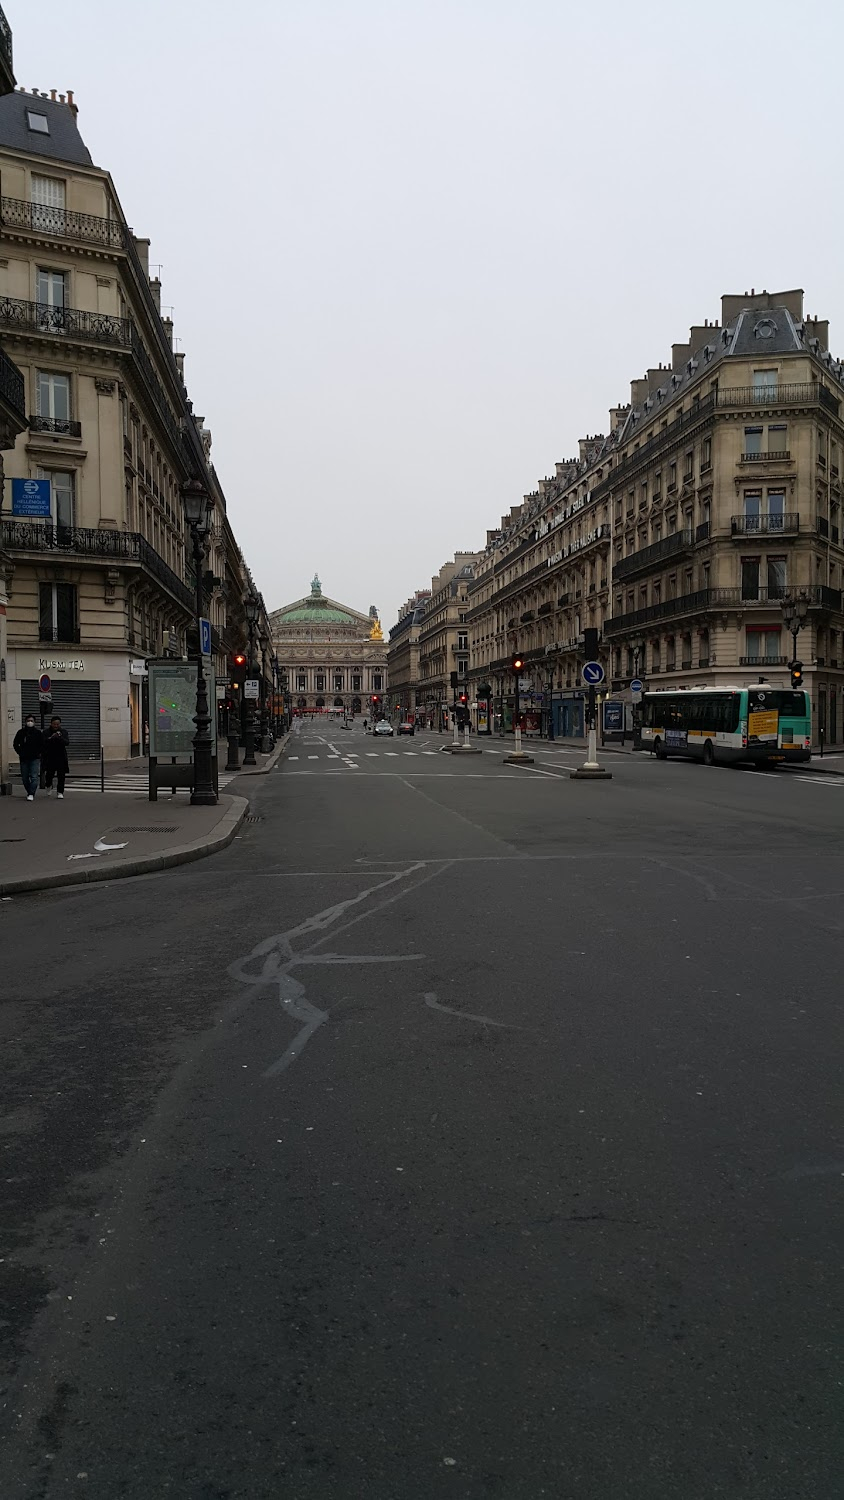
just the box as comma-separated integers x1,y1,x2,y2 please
603,700,624,733
11,478,51,517
630,678,643,694
581,661,605,686
199,617,212,656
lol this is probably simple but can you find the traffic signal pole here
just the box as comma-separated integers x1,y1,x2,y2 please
503,653,533,765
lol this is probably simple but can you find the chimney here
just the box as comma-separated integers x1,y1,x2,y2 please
671,342,691,372
148,276,161,312
133,236,150,276
630,377,649,407
162,316,174,348
66,89,77,117
646,368,668,397
175,351,186,381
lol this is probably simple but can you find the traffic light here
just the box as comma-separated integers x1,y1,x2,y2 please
231,652,247,691
790,660,803,688
512,654,524,674
459,692,468,705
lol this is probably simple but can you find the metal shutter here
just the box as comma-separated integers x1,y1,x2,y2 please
21,680,101,759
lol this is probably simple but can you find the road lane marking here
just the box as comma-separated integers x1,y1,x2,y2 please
424,991,520,1029
308,755,318,760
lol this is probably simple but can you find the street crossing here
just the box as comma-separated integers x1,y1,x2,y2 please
63,770,238,795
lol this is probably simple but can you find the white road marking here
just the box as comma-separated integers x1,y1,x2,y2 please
403,752,418,757
308,755,318,760
385,752,398,757
366,753,378,757
327,755,339,760
288,755,299,761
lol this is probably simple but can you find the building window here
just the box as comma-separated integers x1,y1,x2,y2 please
767,489,785,524
744,426,763,456
753,369,778,396
37,466,75,531
316,674,325,692
39,581,77,642
701,437,712,471
373,673,382,691
818,429,827,464
768,556,786,597
746,628,782,661
741,557,760,600
37,370,71,427
768,423,788,453
744,491,762,524
334,675,343,693
352,674,361,691
31,174,66,230
668,462,677,491
684,450,694,480
26,110,50,135
297,674,306,691
36,267,67,310
457,632,468,651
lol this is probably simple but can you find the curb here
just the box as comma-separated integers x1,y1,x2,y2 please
228,732,290,778
0,794,249,898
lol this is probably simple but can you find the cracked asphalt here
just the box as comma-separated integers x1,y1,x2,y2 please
2,728,844,1498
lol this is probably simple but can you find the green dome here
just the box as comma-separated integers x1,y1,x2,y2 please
280,603,358,624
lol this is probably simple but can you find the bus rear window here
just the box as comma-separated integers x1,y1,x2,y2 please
748,690,807,717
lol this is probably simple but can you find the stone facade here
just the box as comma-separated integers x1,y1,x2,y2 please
415,554,478,728
396,289,844,744
270,577,387,716
386,589,430,719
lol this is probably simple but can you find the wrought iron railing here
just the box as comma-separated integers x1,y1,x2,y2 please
130,327,183,452
696,521,710,542
740,655,788,667
816,515,829,537
0,296,131,348
717,383,838,411
0,521,194,611
40,624,81,644
740,449,791,463
613,528,694,582
0,196,126,249
0,5,12,74
0,341,24,420
730,514,799,536
605,583,842,635
28,414,82,438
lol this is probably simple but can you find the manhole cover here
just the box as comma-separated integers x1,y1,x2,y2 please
110,825,180,834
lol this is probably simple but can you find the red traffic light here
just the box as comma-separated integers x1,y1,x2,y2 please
371,694,380,703
233,653,247,668
459,693,467,704
512,655,524,672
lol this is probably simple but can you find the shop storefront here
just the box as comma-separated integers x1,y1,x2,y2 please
9,650,137,764
552,690,586,739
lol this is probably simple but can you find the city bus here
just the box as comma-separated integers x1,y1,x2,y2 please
641,686,811,767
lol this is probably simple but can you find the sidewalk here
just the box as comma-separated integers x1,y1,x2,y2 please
0,790,248,897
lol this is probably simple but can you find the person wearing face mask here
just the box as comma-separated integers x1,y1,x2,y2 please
42,715,70,798
13,714,44,801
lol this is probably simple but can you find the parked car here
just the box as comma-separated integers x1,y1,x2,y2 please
397,721,415,736
374,720,394,736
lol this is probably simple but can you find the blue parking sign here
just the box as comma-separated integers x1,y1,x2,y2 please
199,617,212,656
12,478,51,516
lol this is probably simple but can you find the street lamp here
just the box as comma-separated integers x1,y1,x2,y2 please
781,589,810,668
243,592,259,765
181,478,217,805
259,631,273,751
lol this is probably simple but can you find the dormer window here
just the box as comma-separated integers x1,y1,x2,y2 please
26,110,50,134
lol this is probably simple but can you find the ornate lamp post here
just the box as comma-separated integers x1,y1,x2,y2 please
181,478,217,805
259,632,273,751
781,588,810,669
243,592,259,765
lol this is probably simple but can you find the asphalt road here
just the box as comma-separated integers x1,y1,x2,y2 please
2,722,844,1499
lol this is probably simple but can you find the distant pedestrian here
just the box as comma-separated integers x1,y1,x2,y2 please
42,715,69,798
13,715,43,801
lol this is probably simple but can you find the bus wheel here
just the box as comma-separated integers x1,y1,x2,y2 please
654,737,667,760
703,740,715,766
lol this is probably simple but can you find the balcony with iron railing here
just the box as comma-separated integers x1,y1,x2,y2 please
740,449,792,464
28,414,82,439
1,196,126,249
39,623,81,645
0,340,25,426
740,656,789,667
613,527,695,582
0,5,13,95
730,513,799,537
0,520,194,612
604,584,843,636
0,296,131,349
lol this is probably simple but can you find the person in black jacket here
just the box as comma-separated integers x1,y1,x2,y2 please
12,715,43,800
42,716,70,798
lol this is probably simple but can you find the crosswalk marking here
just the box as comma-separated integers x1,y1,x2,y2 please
308,755,318,760
288,755,299,761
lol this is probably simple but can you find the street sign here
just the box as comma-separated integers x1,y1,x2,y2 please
38,673,51,693
603,700,624,733
199,617,212,657
244,679,260,700
630,678,643,694
581,661,605,686
38,691,52,705
11,478,51,517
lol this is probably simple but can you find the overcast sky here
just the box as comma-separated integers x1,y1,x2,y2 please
14,0,844,629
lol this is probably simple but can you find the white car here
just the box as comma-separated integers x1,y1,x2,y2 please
373,721,394,737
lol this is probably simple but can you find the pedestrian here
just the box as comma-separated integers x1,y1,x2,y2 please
13,714,43,800
42,715,69,798
363,717,368,732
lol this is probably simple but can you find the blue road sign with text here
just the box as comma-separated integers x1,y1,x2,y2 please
199,617,212,656
12,478,51,516
582,661,605,686
630,678,643,694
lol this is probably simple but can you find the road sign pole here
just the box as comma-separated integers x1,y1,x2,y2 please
571,663,612,780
